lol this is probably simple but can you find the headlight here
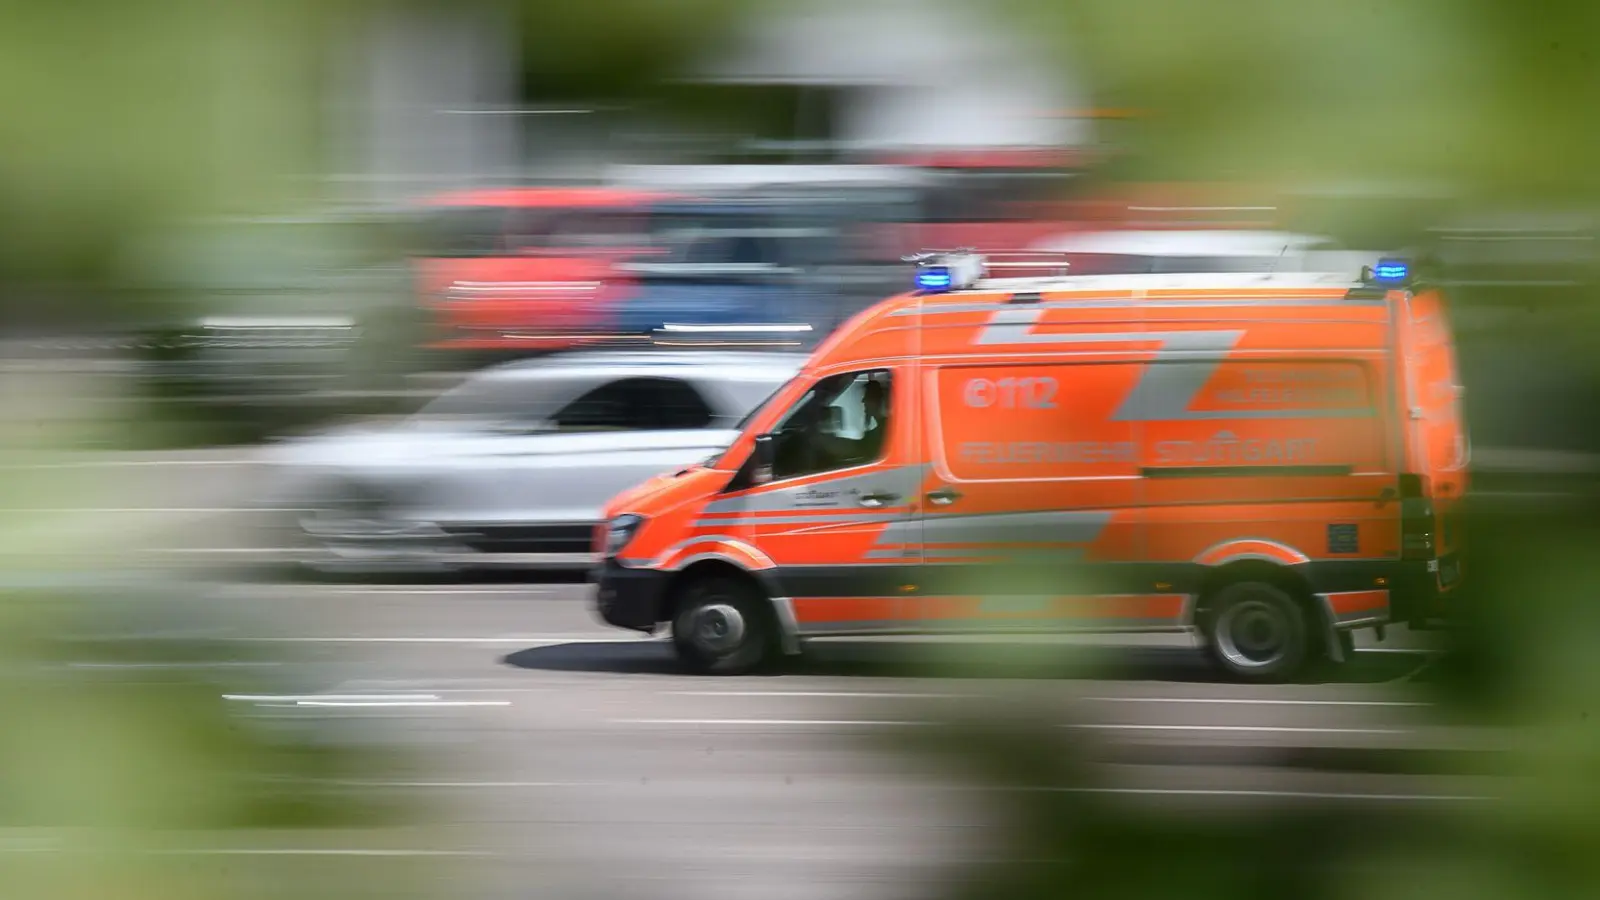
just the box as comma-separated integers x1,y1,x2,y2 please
603,514,644,557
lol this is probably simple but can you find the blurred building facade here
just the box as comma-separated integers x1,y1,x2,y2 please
319,0,1091,206
323,2,525,205
692,0,1089,155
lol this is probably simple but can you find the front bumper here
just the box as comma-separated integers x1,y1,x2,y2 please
591,558,670,633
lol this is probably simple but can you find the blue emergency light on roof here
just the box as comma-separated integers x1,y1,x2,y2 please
1372,259,1410,283
910,251,986,293
916,267,954,291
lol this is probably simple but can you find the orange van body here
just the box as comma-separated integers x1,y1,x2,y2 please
592,267,1468,679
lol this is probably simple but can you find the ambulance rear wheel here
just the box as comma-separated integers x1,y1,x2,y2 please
670,575,772,675
1201,581,1311,683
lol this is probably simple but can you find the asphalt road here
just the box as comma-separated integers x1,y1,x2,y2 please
0,387,1521,900
156,577,1479,900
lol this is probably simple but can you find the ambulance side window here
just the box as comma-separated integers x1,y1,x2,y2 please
768,369,893,480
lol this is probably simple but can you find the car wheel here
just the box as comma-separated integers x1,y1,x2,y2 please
670,576,772,675
1201,581,1312,683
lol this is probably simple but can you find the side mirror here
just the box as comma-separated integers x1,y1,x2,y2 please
752,434,776,485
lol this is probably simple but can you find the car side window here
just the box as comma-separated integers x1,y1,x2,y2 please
550,377,714,431
768,369,892,480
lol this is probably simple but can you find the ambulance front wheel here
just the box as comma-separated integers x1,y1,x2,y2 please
670,574,774,675
1200,581,1312,683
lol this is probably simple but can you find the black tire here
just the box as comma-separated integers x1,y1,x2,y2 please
1200,581,1313,683
670,575,773,675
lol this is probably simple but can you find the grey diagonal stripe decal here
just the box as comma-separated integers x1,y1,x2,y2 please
693,513,896,528
703,464,932,515
971,309,1243,422
973,308,1243,355
865,547,1089,562
871,510,1113,549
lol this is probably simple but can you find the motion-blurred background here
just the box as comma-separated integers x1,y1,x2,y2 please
5,1,1600,898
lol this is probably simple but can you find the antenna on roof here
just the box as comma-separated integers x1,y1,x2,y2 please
1269,242,1290,275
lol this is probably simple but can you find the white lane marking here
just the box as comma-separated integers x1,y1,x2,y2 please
612,718,928,727
0,459,264,470
176,849,495,857
294,700,512,708
223,693,439,703
71,661,282,670
1356,648,1445,655
1080,697,1430,707
301,780,1491,803
332,687,552,695
1,508,290,514
212,585,566,595
240,635,649,645
1045,787,1489,802
618,720,1410,734
332,780,601,789
664,690,973,699
319,587,563,595
149,548,303,554
1064,724,1409,735
330,677,544,690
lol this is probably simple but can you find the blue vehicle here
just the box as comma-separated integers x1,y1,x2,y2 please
612,199,862,348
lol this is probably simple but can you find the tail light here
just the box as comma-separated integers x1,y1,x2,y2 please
1399,473,1436,560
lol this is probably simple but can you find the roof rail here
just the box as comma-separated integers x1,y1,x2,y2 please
906,248,1074,285
981,250,1073,277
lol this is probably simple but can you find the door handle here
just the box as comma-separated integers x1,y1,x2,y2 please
858,492,900,508
926,487,963,506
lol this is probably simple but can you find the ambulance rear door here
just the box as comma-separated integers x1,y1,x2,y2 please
1397,287,1468,568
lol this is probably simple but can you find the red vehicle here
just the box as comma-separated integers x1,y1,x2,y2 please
414,187,670,356
874,149,1284,259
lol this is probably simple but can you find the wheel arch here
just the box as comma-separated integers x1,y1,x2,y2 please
662,557,799,656
1193,559,1341,662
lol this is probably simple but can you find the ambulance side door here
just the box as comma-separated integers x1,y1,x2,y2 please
727,361,923,634
910,359,1146,628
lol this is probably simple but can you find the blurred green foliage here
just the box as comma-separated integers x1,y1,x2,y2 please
1003,0,1600,198
514,0,756,100
0,582,442,898
0,0,335,292
1,0,1600,897
877,5,1600,899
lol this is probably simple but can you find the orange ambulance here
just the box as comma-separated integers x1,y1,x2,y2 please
590,252,1468,681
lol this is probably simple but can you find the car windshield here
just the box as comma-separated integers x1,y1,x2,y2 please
409,375,555,430
702,373,799,468
732,375,797,431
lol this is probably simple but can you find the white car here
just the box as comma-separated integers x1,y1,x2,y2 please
260,351,804,574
